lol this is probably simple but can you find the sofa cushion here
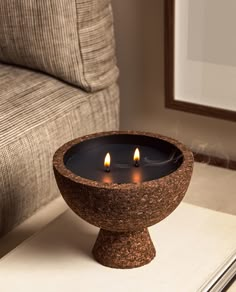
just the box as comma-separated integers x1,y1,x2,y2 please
0,64,119,236
0,0,118,92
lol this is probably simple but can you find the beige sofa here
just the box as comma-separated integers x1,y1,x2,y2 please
0,0,119,237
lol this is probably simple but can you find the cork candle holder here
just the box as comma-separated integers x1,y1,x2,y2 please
53,131,194,269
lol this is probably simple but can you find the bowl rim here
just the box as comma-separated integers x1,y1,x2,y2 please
53,131,194,190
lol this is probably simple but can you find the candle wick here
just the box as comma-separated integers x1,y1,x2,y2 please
134,160,139,167
105,167,110,172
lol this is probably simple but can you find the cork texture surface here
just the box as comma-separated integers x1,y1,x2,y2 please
93,228,156,269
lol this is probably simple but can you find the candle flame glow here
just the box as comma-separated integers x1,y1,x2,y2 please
134,148,140,165
104,153,111,169
132,169,142,183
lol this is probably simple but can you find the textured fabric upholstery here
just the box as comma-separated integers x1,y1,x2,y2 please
0,0,118,92
0,64,119,236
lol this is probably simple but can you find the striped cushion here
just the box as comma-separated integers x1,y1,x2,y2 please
0,64,119,236
0,0,118,92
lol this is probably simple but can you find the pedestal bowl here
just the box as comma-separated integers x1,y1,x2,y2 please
53,131,193,269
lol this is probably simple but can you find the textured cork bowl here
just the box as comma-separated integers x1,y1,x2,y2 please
53,131,194,269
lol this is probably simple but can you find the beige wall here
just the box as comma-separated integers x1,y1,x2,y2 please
112,0,236,161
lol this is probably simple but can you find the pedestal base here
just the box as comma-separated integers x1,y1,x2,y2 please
92,228,156,269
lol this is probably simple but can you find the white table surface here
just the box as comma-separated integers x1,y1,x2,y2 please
0,202,235,292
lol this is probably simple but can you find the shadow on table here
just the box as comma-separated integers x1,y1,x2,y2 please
1,211,98,264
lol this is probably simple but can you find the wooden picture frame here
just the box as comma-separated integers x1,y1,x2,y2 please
164,0,236,122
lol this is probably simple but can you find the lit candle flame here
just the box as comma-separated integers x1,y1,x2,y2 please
104,153,111,172
134,148,140,167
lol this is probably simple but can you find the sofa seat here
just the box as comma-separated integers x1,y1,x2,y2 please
0,63,119,236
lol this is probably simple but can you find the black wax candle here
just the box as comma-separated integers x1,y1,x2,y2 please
64,134,183,184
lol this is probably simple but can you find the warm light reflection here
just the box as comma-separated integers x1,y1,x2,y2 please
132,169,142,183
103,176,113,184
104,153,111,172
133,148,140,166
